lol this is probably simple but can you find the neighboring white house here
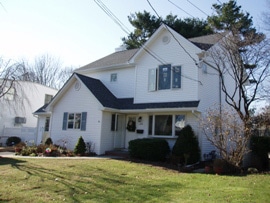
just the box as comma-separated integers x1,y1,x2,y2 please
34,24,235,156
0,80,57,145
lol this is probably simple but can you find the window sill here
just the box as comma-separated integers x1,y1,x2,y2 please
149,135,178,139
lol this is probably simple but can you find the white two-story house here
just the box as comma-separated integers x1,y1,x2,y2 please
0,80,57,145
34,24,233,156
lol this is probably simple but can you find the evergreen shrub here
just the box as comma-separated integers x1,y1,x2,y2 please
74,136,86,155
172,125,201,165
250,136,270,170
45,137,53,145
6,136,21,146
128,138,170,161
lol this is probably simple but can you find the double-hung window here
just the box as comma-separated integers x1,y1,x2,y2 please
62,112,87,131
158,64,171,90
148,64,181,91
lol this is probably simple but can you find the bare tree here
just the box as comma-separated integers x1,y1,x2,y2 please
0,58,18,99
16,54,75,89
261,0,270,32
201,106,249,167
201,1,270,168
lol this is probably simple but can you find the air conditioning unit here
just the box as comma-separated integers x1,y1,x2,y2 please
15,117,26,124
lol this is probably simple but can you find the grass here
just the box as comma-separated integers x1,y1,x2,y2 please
0,157,269,203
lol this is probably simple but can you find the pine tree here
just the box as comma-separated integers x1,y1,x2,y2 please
74,136,86,155
172,125,200,165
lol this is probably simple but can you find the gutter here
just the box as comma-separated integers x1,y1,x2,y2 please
101,107,198,113
75,63,136,74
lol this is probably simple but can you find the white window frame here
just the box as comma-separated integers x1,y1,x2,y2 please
148,114,186,137
148,64,182,92
67,113,82,130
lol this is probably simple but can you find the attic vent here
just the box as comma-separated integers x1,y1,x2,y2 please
74,81,81,91
15,117,26,124
162,35,170,44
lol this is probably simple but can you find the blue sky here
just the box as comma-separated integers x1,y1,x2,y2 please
0,0,267,67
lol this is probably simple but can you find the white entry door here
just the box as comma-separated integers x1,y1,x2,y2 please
114,114,125,149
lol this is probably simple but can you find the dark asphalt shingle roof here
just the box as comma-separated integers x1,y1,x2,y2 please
188,32,227,50
77,73,199,110
34,103,49,114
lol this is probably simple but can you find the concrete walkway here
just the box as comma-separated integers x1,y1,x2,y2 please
0,151,125,159
0,151,15,157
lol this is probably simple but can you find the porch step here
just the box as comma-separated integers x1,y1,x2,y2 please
105,150,129,158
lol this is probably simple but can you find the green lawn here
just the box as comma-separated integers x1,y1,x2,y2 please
0,157,269,203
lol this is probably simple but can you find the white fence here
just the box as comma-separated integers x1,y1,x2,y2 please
0,127,37,146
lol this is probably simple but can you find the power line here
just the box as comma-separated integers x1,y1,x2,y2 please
94,0,203,85
186,0,209,17
94,0,130,35
147,0,199,66
94,0,167,64
168,0,194,18
146,0,203,85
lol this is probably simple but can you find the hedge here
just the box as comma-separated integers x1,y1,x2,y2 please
128,138,170,161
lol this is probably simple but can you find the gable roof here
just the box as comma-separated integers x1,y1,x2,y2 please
76,25,226,72
76,73,199,111
188,32,227,50
76,48,138,72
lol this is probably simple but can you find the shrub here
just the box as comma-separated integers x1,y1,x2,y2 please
74,136,86,155
250,136,270,170
128,138,170,161
172,125,201,165
45,137,53,145
20,146,38,156
6,136,21,146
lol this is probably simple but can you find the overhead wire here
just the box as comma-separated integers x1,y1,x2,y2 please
94,0,203,85
146,0,203,85
94,0,167,64
168,0,194,18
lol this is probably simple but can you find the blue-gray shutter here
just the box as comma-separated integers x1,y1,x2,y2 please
158,64,171,90
172,66,181,88
81,112,87,131
62,112,68,130
111,114,116,131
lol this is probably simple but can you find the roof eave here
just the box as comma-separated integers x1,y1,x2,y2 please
76,62,136,74
102,107,198,113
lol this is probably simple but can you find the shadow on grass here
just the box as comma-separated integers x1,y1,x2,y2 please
3,158,183,202
0,157,26,166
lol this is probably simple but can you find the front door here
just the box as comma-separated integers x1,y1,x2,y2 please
42,116,51,144
114,114,125,149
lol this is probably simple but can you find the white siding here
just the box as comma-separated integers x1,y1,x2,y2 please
49,79,103,154
0,81,57,139
134,29,201,103
84,66,135,98
99,111,115,154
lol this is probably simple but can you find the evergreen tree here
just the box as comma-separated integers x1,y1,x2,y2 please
122,11,213,49
172,125,200,165
74,136,86,155
207,0,264,44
